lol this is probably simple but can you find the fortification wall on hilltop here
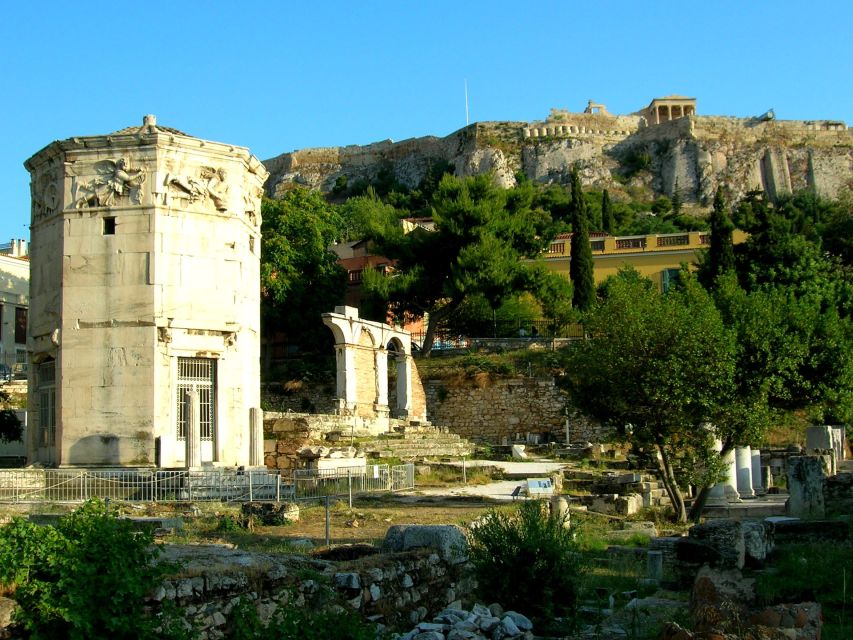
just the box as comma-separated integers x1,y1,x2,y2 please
523,111,641,140
693,115,849,146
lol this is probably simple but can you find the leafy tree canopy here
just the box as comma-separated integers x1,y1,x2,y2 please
350,174,573,353
562,269,736,522
261,191,348,349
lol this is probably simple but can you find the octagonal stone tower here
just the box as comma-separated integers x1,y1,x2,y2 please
24,116,267,467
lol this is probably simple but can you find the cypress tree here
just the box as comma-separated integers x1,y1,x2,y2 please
671,179,683,217
708,185,736,280
602,188,614,234
569,167,595,311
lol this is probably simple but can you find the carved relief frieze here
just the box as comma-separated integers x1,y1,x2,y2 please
166,166,230,212
73,158,146,208
242,184,263,227
31,167,61,221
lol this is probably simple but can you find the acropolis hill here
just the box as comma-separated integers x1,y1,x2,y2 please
263,96,852,208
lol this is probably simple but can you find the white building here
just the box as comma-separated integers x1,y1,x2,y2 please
0,240,29,378
24,116,267,468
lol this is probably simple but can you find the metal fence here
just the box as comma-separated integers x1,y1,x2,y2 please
292,463,415,501
0,464,415,504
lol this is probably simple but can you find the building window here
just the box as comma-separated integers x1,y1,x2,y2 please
14,308,26,344
103,217,116,235
662,268,682,293
616,237,646,250
38,360,56,447
176,357,216,441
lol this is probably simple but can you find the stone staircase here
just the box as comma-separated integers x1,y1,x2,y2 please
361,426,475,460
564,469,672,509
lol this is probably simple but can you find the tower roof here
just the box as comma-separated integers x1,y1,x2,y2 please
110,114,188,136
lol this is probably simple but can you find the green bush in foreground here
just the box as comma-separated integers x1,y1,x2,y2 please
467,501,584,627
0,499,185,640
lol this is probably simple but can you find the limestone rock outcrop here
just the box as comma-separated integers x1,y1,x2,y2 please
264,115,851,207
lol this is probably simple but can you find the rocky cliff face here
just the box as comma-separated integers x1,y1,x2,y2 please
263,114,851,207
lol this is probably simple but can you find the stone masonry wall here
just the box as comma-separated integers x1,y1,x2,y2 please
149,545,471,639
423,378,613,444
409,359,427,421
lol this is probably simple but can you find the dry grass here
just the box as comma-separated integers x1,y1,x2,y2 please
170,495,505,550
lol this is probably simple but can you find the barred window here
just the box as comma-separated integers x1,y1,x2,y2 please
176,357,216,441
38,360,56,446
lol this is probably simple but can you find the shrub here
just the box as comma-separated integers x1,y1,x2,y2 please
0,499,185,639
756,541,852,639
227,597,377,640
467,501,584,627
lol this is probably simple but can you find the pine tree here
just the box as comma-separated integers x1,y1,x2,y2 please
602,188,614,234
569,167,595,311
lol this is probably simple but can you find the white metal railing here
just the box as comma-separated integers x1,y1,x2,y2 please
0,464,415,504
0,469,288,503
292,464,415,500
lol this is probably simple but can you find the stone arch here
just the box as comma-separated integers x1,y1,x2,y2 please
322,306,422,427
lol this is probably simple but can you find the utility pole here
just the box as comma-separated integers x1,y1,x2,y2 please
464,80,469,126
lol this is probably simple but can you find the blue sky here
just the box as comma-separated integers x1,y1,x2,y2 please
1,1,850,242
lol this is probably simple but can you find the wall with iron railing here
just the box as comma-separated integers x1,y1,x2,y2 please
0,464,415,504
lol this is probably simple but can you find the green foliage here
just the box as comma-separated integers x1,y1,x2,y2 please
601,189,614,235
226,597,377,640
671,181,683,216
261,191,348,349
562,269,737,521
569,166,595,312
697,186,736,288
650,196,672,216
0,499,183,639
216,514,245,533
458,354,515,376
356,173,572,353
622,146,652,177
0,388,22,443
755,541,852,640
467,501,584,628
723,189,853,424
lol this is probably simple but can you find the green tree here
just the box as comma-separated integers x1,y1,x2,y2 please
601,188,614,235
651,195,672,216
688,190,853,517
569,167,595,312
356,174,572,354
261,191,348,358
670,180,683,217
562,270,737,522
697,186,736,288
0,388,22,443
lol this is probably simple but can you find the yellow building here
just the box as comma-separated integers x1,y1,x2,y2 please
542,230,748,290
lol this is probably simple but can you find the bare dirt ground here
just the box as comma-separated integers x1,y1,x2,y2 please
180,493,507,551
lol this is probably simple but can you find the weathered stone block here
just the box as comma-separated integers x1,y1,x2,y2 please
786,456,826,518
688,519,745,569
383,525,468,564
